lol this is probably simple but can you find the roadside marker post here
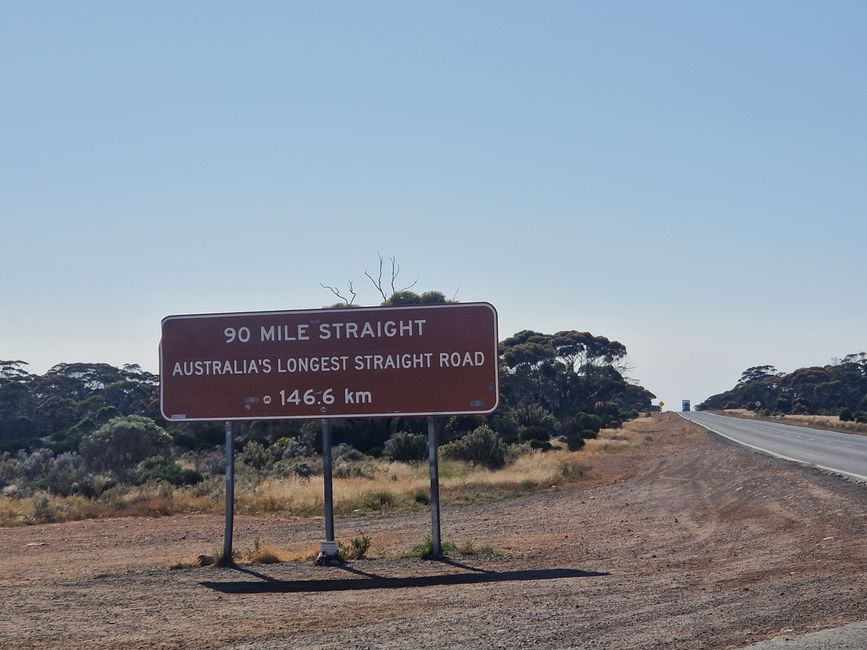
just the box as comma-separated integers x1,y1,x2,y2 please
319,419,338,560
428,416,442,558
223,421,238,565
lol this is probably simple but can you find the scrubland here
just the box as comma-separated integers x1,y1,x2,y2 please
0,418,653,527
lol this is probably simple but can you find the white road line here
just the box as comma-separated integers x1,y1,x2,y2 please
679,414,867,483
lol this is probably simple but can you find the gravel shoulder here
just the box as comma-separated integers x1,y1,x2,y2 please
1,414,865,649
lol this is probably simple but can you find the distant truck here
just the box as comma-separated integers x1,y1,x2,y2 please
682,400,691,412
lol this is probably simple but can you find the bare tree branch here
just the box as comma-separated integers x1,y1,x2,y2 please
320,281,357,305
364,252,388,302
389,255,418,294
395,276,419,294
359,252,420,302
390,257,399,295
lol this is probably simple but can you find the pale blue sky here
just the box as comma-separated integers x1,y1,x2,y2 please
2,1,865,408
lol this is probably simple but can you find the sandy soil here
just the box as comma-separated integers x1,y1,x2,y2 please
0,414,864,649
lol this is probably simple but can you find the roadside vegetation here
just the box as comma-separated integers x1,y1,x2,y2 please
0,430,618,526
0,413,659,527
1,274,660,527
699,353,867,425
708,409,867,436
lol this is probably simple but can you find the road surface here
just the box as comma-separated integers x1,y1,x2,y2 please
680,411,867,482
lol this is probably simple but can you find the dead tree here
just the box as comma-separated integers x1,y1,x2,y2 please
364,252,418,303
320,281,357,306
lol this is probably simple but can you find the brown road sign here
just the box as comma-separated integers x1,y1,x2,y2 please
159,302,499,421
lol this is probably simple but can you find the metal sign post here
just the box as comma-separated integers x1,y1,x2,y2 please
428,416,442,558
319,418,338,559
222,421,237,565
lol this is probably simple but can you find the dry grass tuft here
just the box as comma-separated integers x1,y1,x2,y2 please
168,553,218,570
168,536,317,570
583,424,645,455
0,498,28,526
243,536,286,564
276,546,321,562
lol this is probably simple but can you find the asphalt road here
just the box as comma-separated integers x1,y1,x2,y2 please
742,621,867,649
679,411,867,482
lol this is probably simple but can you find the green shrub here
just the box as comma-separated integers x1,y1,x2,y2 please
73,474,116,498
519,425,551,444
34,452,87,496
521,423,554,450
566,435,586,452
406,535,457,559
134,457,204,486
292,462,313,480
80,416,172,479
0,452,17,488
274,435,314,460
333,443,364,463
333,461,375,479
484,410,520,443
571,412,602,434
774,397,792,413
31,495,55,523
340,533,372,560
239,440,269,470
563,414,600,450
383,431,428,462
419,291,447,304
444,415,486,442
441,425,507,469
361,491,395,510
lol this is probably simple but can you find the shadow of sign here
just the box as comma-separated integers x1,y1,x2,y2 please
200,564,609,595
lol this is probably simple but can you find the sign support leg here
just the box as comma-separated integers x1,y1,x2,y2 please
319,418,338,560
222,421,237,565
428,416,442,558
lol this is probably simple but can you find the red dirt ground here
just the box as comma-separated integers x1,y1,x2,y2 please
1,414,864,649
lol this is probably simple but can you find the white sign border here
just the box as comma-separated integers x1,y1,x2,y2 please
159,302,500,422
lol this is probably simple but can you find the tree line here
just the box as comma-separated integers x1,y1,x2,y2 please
0,319,655,457
698,352,867,421
1,286,656,496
